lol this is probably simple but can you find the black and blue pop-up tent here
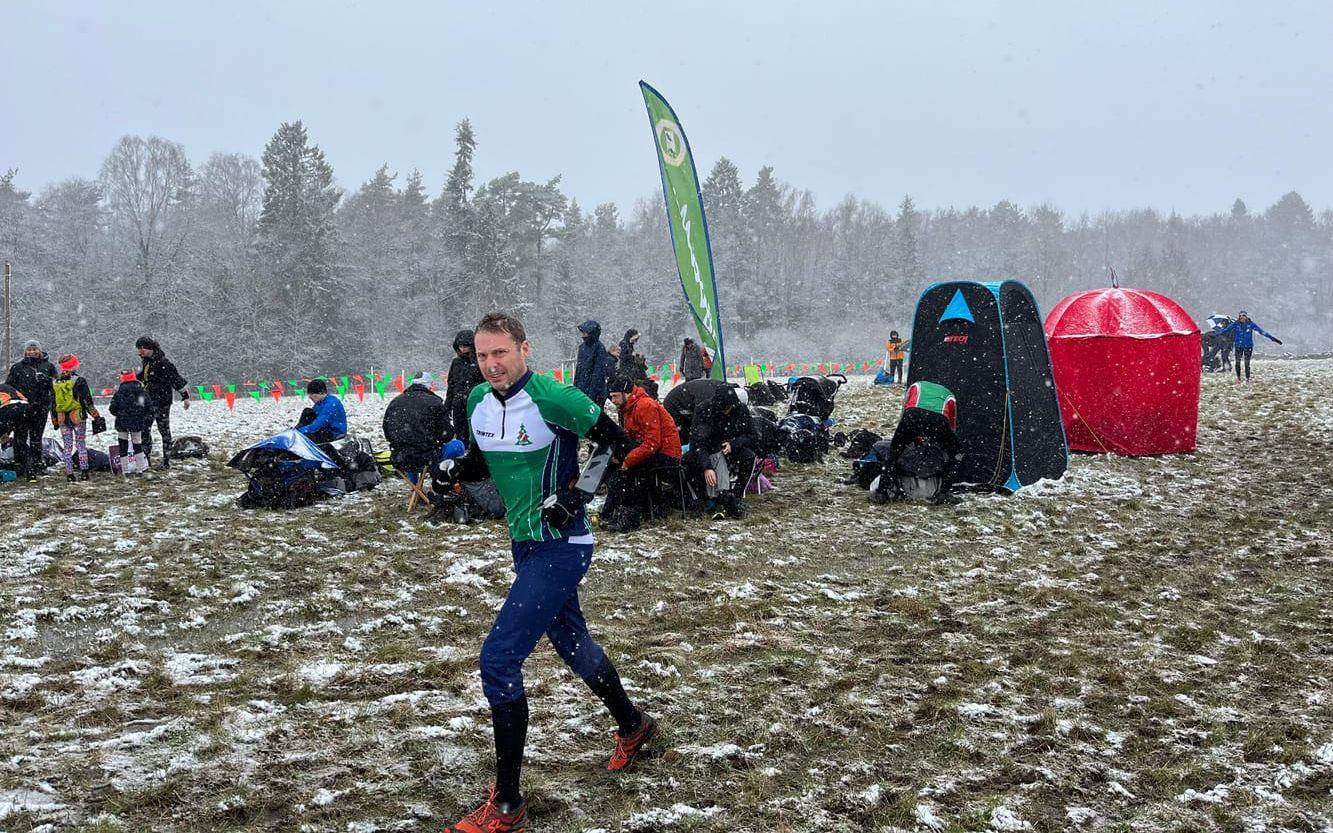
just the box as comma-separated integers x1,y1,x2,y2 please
904,280,1068,491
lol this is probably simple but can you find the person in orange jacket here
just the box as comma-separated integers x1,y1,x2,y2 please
601,376,683,532
885,331,909,384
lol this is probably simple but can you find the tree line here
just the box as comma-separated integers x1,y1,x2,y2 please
1,119,1328,385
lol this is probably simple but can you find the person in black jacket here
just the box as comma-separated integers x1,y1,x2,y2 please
662,377,727,444
574,320,616,406
617,329,647,381
683,384,756,517
109,369,151,475
382,372,451,478
135,336,190,468
0,384,32,457
445,330,485,448
5,339,57,480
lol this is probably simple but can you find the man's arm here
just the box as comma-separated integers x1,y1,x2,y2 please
622,412,662,469
169,361,189,399
299,403,331,434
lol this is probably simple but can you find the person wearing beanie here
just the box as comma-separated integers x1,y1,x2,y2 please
295,378,346,444
383,371,450,480
682,383,757,518
5,339,57,480
50,354,102,481
135,335,190,469
600,375,683,533
885,330,908,385
445,329,485,447
109,369,151,475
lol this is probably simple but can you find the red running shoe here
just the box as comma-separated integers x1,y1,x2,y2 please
450,785,527,833
608,709,658,772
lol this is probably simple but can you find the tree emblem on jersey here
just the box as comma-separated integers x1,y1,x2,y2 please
514,423,533,447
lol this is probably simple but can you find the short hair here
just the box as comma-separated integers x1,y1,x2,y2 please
475,312,527,346
307,378,328,394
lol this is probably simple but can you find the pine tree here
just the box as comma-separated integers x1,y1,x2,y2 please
256,121,342,372
894,195,924,290
433,120,478,317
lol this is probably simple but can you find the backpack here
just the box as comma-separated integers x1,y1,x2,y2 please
239,461,319,510
701,350,713,373
778,413,828,463
747,380,788,406
169,436,210,459
839,429,883,460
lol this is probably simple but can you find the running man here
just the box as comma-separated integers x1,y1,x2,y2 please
1215,310,1282,384
443,312,657,833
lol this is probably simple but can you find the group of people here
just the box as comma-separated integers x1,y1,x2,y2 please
1202,310,1282,383
1,336,190,481
571,321,717,408
374,321,756,535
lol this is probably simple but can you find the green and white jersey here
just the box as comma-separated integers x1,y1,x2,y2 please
467,370,601,542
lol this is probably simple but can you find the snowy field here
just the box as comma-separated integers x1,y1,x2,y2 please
1,360,1330,833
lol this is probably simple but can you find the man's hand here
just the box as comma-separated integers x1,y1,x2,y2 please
540,491,585,529
182,398,190,410
721,441,732,455
704,469,718,489
1272,337,1283,345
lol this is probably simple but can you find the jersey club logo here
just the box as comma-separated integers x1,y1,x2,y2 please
514,423,533,447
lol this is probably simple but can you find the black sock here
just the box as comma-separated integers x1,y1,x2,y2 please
584,656,640,736
118,438,128,457
492,696,528,808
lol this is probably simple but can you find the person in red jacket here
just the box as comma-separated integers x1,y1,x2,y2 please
601,376,683,532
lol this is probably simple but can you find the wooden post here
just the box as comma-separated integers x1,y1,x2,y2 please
3,261,10,369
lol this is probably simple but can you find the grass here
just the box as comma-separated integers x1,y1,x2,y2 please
0,360,1331,832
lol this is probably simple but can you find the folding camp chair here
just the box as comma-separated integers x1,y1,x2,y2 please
645,459,689,521
399,467,432,512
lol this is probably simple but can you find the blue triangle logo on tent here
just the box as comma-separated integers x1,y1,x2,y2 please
939,288,974,324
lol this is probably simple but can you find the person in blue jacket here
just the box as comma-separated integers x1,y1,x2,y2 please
573,320,616,406
1215,311,1282,384
296,378,347,443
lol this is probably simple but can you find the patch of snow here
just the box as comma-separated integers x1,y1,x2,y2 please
990,805,1033,831
624,803,723,830
914,802,946,830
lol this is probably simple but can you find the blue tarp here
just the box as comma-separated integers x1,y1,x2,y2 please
227,429,339,472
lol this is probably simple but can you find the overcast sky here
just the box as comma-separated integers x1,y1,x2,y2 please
5,1,1332,217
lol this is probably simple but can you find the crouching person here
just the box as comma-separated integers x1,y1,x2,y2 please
110,370,150,475
296,379,347,444
683,384,756,518
872,380,963,505
601,376,683,532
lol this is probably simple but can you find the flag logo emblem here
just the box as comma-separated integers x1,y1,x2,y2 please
656,119,687,167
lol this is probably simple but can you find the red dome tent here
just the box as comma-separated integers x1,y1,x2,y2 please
1044,287,1200,455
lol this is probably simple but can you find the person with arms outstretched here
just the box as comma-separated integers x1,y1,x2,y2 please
1215,310,1282,384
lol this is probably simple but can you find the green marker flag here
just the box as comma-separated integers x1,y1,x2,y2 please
640,81,726,380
